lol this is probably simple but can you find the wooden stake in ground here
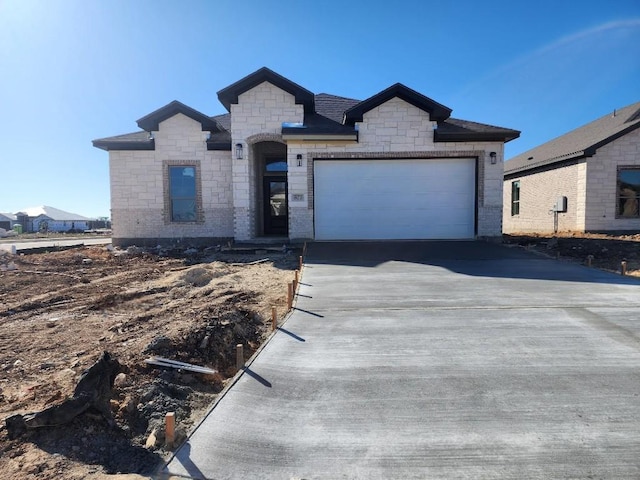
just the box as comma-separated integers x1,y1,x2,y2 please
165,412,176,448
287,282,293,311
586,255,593,267
236,344,244,370
621,261,628,276
272,306,277,331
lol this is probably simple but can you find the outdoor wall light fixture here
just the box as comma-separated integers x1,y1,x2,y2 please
296,154,303,167
148,132,154,140
490,152,497,164
235,143,243,160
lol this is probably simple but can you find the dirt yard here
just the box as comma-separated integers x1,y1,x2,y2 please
503,231,640,276
0,243,299,479
1,233,638,479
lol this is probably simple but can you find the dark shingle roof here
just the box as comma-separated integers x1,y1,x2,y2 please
315,93,360,123
505,101,640,176
281,94,359,138
435,118,520,142
93,74,520,150
92,131,154,151
212,113,231,131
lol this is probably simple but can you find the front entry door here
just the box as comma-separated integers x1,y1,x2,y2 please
264,177,288,235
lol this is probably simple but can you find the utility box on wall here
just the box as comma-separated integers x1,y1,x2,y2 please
554,196,568,213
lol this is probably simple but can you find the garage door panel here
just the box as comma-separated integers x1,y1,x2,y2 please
314,158,476,240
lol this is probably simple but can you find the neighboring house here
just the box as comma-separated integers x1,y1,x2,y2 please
503,101,640,234
0,212,16,231
93,67,519,246
16,206,91,233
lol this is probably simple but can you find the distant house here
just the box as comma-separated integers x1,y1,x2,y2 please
93,67,519,246
0,212,16,231
16,206,91,233
503,101,640,234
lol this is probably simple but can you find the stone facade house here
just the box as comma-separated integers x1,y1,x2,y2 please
93,67,519,246
503,101,640,234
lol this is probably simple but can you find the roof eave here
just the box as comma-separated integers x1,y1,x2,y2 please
344,83,452,126
92,139,155,151
504,158,588,179
136,101,219,132
504,151,587,176
434,131,521,143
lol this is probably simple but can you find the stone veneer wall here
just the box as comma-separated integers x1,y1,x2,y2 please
584,127,640,231
230,82,303,240
284,97,505,239
502,127,640,234
502,162,585,234
109,113,233,246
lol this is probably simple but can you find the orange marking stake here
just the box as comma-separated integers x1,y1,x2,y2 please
165,412,176,448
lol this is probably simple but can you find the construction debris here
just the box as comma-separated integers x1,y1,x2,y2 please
4,351,122,439
144,356,217,375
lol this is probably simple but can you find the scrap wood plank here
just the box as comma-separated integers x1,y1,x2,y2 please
144,356,217,375
230,258,270,266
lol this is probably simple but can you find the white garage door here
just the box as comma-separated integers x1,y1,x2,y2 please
314,158,476,240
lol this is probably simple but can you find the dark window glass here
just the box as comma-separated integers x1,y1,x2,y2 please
511,181,520,216
169,166,196,222
617,169,640,217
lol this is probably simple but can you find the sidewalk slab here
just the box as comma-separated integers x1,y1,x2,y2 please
164,241,640,479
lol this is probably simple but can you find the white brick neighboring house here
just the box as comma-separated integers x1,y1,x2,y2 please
93,67,519,247
503,101,640,234
15,206,91,233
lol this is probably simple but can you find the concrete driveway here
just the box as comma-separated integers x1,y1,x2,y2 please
0,237,111,252
164,241,640,479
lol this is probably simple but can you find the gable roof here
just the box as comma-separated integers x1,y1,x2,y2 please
505,100,640,176
17,206,91,221
0,212,16,221
136,100,220,132
344,83,452,125
217,67,315,113
94,69,520,150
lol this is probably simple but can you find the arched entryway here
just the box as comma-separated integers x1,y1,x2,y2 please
252,141,288,236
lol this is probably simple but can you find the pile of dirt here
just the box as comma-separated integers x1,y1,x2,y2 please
503,232,640,276
0,244,299,479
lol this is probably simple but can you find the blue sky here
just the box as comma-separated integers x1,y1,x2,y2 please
0,0,638,218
